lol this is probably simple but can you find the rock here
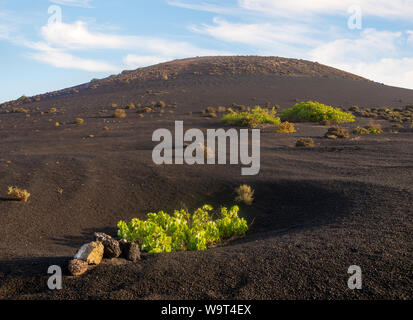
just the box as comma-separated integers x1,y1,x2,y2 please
326,135,338,139
68,259,88,276
94,232,112,242
120,240,141,262
103,239,121,259
74,241,104,265
95,232,121,259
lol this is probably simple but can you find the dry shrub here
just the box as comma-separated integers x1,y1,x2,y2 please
156,101,166,108
235,185,254,205
295,138,315,147
325,126,349,139
217,106,227,113
113,109,127,118
352,126,370,135
49,108,57,113
8,186,30,202
276,121,296,133
12,107,29,113
75,118,84,125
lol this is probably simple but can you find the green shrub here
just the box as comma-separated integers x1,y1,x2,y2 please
221,106,281,127
352,126,383,135
117,205,248,253
367,126,383,134
281,101,355,123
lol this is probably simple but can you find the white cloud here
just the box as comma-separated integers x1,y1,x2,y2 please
309,29,413,88
49,0,93,8
123,55,173,69
239,0,413,20
5,20,229,72
23,41,118,72
192,17,318,47
407,30,413,43
345,58,413,89
310,29,401,64
30,50,118,72
166,0,240,15
0,25,9,39
41,21,229,56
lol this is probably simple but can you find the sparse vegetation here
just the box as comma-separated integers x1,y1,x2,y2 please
7,186,30,202
350,106,413,123
117,205,248,253
12,107,29,113
235,185,254,205
202,106,218,118
126,103,135,110
221,106,281,127
325,126,350,139
75,118,84,125
281,101,355,123
275,121,296,133
352,126,370,135
295,138,315,147
113,109,127,118
156,101,166,108
366,126,383,134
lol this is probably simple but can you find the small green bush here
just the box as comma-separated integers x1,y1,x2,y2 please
367,126,383,134
75,118,84,125
352,126,383,135
281,101,355,123
117,205,248,253
221,106,281,127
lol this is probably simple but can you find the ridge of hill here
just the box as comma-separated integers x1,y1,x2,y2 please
0,56,368,108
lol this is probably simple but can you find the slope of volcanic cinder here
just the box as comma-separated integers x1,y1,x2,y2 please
0,56,413,300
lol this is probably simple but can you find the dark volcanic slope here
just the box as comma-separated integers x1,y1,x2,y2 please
0,56,413,300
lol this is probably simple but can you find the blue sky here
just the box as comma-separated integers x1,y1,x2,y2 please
1,0,413,103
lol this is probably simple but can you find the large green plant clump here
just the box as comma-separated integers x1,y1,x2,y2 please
117,205,248,253
221,106,281,128
281,101,355,123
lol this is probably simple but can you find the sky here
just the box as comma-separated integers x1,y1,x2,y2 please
1,0,413,103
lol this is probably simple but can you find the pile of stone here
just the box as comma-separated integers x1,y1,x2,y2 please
68,232,140,276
